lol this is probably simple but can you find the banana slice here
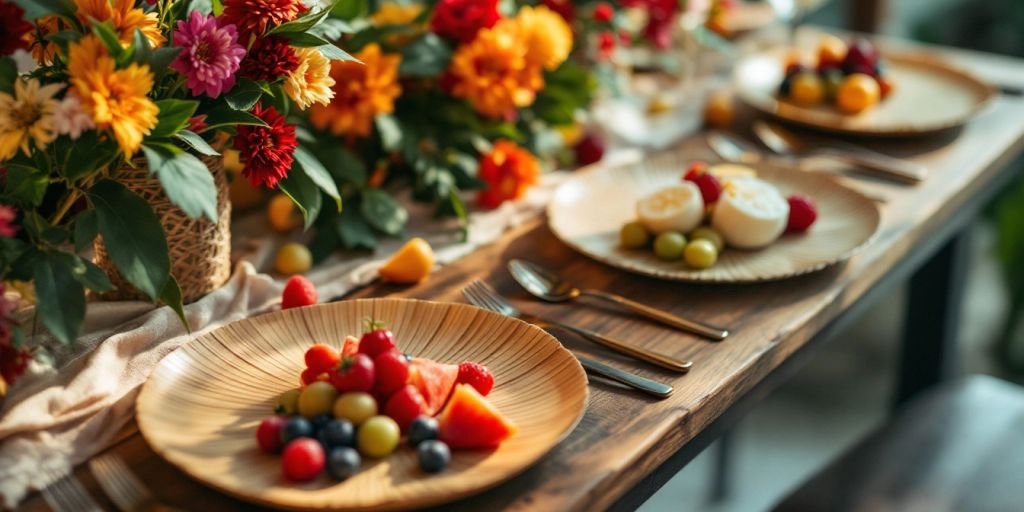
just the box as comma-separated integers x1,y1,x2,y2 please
707,163,757,180
711,178,789,249
636,183,705,235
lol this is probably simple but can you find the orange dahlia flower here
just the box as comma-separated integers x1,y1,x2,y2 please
515,5,573,70
309,44,401,138
74,0,165,47
477,140,540,209
448,20,544,119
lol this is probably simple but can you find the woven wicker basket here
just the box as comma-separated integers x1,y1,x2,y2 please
94,156,231,303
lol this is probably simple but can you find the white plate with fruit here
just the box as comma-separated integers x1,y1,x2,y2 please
547,151,880,283
136,299,588,510
733,34,995,136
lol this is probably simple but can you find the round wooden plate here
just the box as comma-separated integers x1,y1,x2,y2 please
733,48,996,136
547,152,880,283
136,299,588,511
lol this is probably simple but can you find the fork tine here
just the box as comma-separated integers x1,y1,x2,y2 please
469,281,507,313
91,454,152,511
464,281,504,314
41,469,102,512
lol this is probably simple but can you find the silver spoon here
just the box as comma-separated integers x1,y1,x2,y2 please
752,120,927,185
508,259,729,341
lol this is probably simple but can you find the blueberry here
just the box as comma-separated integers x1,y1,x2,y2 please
327,447,361,480
310,414,333,432
280,417,314,444
408,416,439,447
317,419,355,449
418,440,450,473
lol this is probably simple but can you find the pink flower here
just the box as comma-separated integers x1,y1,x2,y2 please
170,12,246,98
53,92,94,139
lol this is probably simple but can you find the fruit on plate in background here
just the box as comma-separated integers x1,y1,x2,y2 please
619,162,817,269
276,243,312,275
636,183,705,234
378,237,435,284
438,384,517,449
777,36,891,114
574,133,606,166
703,91,736,128
254,322,515,481
281,275,318,310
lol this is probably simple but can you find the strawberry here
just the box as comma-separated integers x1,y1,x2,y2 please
384,385,427,432
304,344,340,373
456,362,494,396
786,195,818,233
281,275,317,310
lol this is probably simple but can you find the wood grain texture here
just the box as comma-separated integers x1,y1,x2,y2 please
135,299,588,511
16,38,1024,512
735,49,996,136
548,155,880,282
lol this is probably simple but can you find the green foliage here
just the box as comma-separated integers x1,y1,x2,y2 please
174,130,220,156
279,163,323,230
151,99,200,138
0,58,17,94
59,131,120,181
533,61,598,127
142,143,219,221
224,79,266,111
33,251,85,345
293,147,342,210
399,34,451,77
12,0,77,24
159,276,189,333
360,189,407,236
331,0,369,20
88,180,170,300
201,106,268,132
73,210,98,253
3,165,49,208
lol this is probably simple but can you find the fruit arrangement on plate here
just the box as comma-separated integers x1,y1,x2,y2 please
619,162,818,269
255,322,516,482
777,35,894,114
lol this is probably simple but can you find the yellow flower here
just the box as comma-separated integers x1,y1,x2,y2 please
448,20,543,118
0,78,63,161
75,0,165,48
515,5,573,70
284,48,336,110
370,2,426,46
68,35,158,156
309,43,402,137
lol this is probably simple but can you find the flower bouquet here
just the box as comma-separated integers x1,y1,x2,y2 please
0,0,352,390
281,0,598,256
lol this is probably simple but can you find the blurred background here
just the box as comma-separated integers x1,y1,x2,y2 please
640,1,1024,510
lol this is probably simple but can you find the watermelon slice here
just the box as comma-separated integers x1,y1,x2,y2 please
340,335,360,358
408,358,459,415
438,384,517,449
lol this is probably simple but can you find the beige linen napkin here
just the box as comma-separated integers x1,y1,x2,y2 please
0,171,575,507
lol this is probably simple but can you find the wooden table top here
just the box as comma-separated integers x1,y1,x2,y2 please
20,40,1024,512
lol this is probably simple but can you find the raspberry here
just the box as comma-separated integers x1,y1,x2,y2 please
281,275,317,310
456,362,494,396
690,173,723,205
786,195,818,233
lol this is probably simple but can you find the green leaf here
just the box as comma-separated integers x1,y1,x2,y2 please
151,99,199,138
149,47,182,81
0,58,17,94
62,130,120,181
33,251,85,345
293,146,341,211
92,21,127,62
319,146,366,186
336,207,377,250
211,0,222,15
268,0,339,34
142,143,218,222
398,34,451,78
448,189,468,242
159,275,189,332
224,78,264,110
174,130,219,156
278,163,322,230
71,255,114,293
131,28,151,65
360,189,407,235
12,0,77,22
375,114,402,151
331,0,367,20
89,179,170,300
73,209,98,253
280,32,331,48
317,43,358,62
310,18,356,39
201,107,267,132
4,165,48,208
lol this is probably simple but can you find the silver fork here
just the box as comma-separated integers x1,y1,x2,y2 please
463,281,676,398
90,453,169,512
40,468,103,512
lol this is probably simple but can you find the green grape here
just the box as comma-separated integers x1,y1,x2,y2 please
689,226,725,252
620,222,650,249
653,232,686,261
684,239,719,269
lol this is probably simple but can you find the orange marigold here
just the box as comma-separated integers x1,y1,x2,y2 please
515,5,573,70
477,140,540,209
22,16,62,64
75,0,165,47
309,43,401,138
448,20,543,119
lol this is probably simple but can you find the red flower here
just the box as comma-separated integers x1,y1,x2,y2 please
541,0,574,22
477,140,540,209
430,0,500,43
234,104,297,189
186,115,208,134
239,36,299,82
597,31,616,59
0,205,17,237
593,2,614,23
221,0,305,40
0,0,32,56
